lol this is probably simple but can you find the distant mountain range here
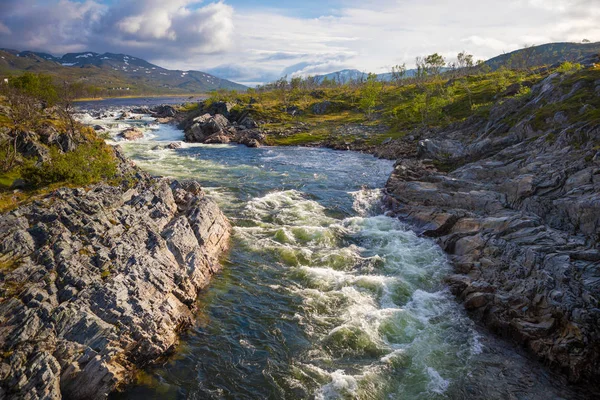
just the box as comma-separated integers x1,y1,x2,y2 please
0,49,247,94
312,41,600,84
312,68,420,85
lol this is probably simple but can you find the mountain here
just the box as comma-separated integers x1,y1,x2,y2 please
0,49,247,94
312,68,419,84
485,41,600,70
310,41,600,85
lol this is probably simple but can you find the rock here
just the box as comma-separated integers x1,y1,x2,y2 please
204,101,235,118
119,127,144,141
15,130,50,163
0,176,231,399
151,105,177,118
184,113,234,143
464,292,492,310
130,107,151,114
236,129,265,148
553,111,569,125
312,101,332,115
239,116,258,129
417,138,467,162
167,142,183,149
503,83,522,97
116,111,130,120
9,179,27,189
284,106,301,116
384,72,600,383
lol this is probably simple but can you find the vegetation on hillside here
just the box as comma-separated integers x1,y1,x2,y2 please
199,49,599,148
0,49,246,98
0,72,119,211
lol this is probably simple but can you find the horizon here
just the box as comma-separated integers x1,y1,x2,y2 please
1,0,599,86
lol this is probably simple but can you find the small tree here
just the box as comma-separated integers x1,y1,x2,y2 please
359,73,382,118
457,51,474,69
391,63,407,86
415,56,428,81
424,53,446,75
56,82,78,142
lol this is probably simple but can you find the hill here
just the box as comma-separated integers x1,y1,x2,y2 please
308,42,600,85
0,49,247,96
485,41,600,70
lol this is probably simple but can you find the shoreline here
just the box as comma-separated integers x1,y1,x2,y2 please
74,93,209,102
165,70,600,387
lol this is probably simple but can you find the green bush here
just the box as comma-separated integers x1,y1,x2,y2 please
556,62,582,74
21,141,116,187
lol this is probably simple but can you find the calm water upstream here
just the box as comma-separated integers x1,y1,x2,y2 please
76,100,592,399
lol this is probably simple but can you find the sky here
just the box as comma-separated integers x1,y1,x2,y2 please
0,0,598,86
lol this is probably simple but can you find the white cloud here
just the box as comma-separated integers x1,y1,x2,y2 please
0,0,598,85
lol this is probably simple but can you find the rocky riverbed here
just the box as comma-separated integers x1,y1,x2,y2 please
0,151,231,399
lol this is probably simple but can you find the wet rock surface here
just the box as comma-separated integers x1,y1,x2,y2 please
384,72,600,384
0,172,231,399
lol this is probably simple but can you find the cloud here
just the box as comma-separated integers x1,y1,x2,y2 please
0,0,233,57
0,0,599,85
0,22,10,35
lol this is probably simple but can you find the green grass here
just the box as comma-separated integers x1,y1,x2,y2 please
0,169,21,190
266,129,331,146
190,64,599,150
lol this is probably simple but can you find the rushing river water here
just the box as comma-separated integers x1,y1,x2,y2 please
76,100,592,400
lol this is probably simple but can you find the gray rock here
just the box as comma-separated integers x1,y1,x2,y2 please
119,127,144,141
0,176,231,399
417,138,467,162
167,142,183,149
151,105,177,118
384,73,600,383
312,101,332,115
185,113,234,143
204,101,235,118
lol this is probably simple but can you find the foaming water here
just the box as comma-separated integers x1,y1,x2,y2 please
82,107,594,400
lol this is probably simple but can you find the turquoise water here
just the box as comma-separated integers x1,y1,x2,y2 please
78,105,591,399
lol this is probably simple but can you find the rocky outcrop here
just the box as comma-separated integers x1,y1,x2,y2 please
179,101,263,148
383,71,600,383
184,113,235,144
0,174,231,399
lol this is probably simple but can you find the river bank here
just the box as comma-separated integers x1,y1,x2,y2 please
150,62,600,389
71,94,599,398
0,134,231,399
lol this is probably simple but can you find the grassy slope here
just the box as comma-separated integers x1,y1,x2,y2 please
202,64,600,151
0,50,245,96
0,102,121,212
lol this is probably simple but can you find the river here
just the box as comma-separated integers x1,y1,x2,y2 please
76,100,590,400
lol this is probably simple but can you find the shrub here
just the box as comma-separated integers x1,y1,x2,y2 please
557,62,582,74
21,140,116,187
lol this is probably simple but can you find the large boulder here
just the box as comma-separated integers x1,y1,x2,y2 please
204,101,235,118
119,127,144,141
236,129,265,148
151,105,177,118
184,113,234,143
